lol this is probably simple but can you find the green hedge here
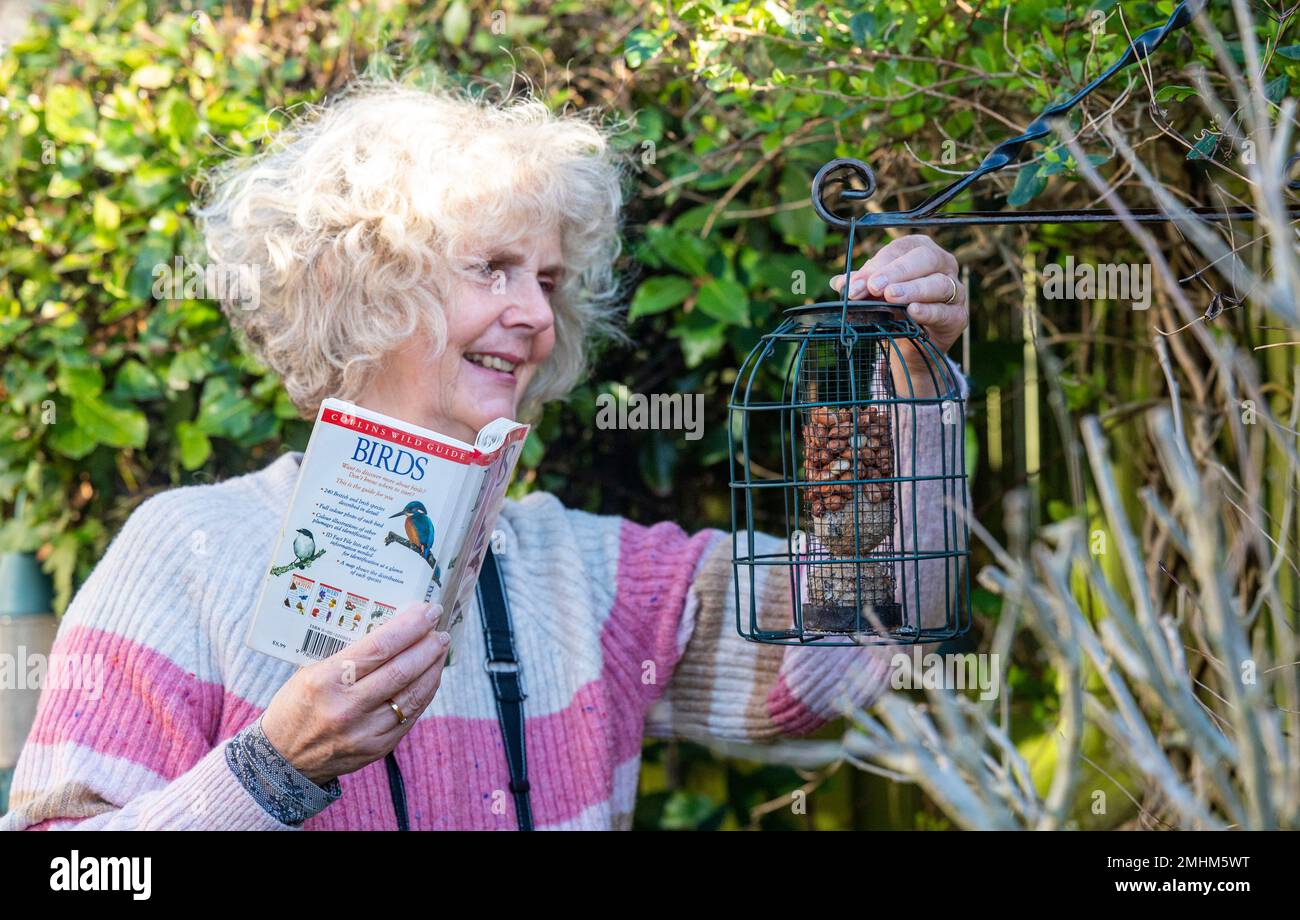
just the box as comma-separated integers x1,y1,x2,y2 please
0,0,624,609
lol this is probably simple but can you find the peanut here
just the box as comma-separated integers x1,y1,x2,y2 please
802,402,896,521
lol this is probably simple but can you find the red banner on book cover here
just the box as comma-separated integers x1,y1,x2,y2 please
321,408,476,464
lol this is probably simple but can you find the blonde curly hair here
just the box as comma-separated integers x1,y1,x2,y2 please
195,78,626,420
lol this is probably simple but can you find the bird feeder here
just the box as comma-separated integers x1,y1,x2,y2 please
727,0,1300,646
728,160,972,646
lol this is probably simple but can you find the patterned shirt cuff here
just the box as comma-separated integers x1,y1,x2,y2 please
224,715,341,826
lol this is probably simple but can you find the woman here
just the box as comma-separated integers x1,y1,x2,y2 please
2,80,969,830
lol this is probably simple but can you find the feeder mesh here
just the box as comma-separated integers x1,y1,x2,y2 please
798,334,900,632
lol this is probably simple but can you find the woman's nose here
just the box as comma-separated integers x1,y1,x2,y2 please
506,276,555,331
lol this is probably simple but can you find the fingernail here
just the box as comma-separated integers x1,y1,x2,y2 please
437,632,451,648
848,277,868,298
887,283,910,300
424,603,440,625
869,273,889,293
911,304,931,322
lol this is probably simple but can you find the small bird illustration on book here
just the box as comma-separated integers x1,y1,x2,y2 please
270,527,327,576
293,529,316,564
386,501,443,585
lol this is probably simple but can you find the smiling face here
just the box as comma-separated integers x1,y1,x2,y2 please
359,227,561,442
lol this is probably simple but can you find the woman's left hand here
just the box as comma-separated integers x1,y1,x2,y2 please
829,234,968,358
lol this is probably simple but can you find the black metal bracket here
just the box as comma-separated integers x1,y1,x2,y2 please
811,0,1300,230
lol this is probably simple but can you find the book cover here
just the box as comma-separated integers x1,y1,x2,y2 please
245,398,528,668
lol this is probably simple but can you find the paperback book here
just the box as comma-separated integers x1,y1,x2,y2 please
245,398,528,668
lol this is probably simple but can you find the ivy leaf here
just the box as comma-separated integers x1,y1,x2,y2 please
1007,160,1047,206
1155,84,1196,103
92,194,121,232
71,393,148,449
629,275,693,320
196,377,255,438
94,119,143,173
895,12,918,54
660,790,723,830
669,313,727,368
695,277,749,326
159,92,199,144
44,84,97,144
849,12,876,46
130,65,174,89
176,420,212,470
205,97,262,131
625,28,663,69
56,365,104,401
47,420,97,459
47,173,82,198
44,532,82,615
124,163,180,211
167,348,212,389
129,236,174,300
443,1,471,45
773,166,825,248
114,360,164,400
647,227,712,277
1264,74,1289,105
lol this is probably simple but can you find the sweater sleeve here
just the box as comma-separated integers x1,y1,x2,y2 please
0,491,301,831
618,361,969,744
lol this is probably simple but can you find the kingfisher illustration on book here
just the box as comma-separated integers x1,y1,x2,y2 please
269,527,328,576
385,501,443,585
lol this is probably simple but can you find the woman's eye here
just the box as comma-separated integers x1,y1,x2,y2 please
475,261,508,289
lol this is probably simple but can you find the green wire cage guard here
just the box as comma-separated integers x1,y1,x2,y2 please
726,0,1300,646
727,160,971,646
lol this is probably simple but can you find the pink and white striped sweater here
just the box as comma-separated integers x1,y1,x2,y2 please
2,397,959,830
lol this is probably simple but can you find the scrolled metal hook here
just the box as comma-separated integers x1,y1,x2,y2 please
812,157,877,230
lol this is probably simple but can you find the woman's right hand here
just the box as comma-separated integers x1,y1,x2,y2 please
261,603,451,786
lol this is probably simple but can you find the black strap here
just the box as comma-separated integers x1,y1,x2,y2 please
382,547,530,831
476,547,533,830
383,750,409,831
382,550,530,831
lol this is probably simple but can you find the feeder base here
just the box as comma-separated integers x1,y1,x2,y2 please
803,602,902,634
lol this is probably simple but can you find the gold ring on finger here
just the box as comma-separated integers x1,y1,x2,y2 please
944,275,958,304
387,697,408,726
